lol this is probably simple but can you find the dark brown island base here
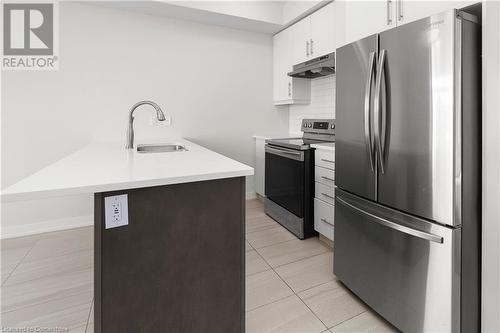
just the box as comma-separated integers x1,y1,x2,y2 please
94,177,246,333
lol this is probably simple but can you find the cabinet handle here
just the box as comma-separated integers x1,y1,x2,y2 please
306,40,310,57
288,81,291,97
321,218,334,226
386,0,393,25
321,193,334,199
398,0,403,21
310,39,314,55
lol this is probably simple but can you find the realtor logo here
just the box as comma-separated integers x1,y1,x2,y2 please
2,2,59,70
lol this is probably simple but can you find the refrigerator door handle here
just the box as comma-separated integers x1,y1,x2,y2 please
374,49,387,174
336,196,444,244
364,51,376,172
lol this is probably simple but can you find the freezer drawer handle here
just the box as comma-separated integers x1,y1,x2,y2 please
336,197,444,244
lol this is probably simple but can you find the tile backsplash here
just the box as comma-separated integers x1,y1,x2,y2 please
289,75,335,135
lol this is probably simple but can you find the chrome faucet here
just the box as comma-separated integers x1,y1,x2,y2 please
126,100,166,149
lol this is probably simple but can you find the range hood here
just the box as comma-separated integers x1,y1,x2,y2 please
288,53,335,79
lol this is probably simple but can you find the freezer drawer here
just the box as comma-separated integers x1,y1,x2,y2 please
334,190,461,333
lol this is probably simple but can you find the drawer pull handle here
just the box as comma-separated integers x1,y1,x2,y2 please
321,176,335,181
321,193,334,199
321,159,335,163
321,218,334,226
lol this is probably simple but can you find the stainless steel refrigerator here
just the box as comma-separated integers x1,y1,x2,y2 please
334,9,480,333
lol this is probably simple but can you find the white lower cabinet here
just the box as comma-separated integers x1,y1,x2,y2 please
314,166,335,187
315,149,335,170
313,146,335,241
314,198,334,241
254,137,266,196
315,182,335,205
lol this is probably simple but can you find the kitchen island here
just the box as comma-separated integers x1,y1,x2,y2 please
2,140,253,333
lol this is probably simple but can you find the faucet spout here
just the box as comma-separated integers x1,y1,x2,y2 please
126,100,166,149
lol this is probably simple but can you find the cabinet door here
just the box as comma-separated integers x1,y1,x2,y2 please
310,2,335,57
273,31,287,102
397,0,478,25
345,0,396,44
273,28,294,103
292,17,311,64
333,0,346,49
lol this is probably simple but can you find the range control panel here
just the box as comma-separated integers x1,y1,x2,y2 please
301,119,335,135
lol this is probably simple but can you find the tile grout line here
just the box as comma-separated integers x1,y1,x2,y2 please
247,237,298,251
85,298,94,333
20,247,94,266
328,310,368,330
249,242,329,331
245,224,282,236
1,238,39,287
260,249,332,271
2,265,93,288
270,259,330,331
0,289,93,315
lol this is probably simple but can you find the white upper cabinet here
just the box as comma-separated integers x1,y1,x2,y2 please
292,2,336,64
273,28,290,103
344,0,480,45
344,0,396,45
397,1,479,25
310,2,336,57
292,17,312,64
273,27,311,105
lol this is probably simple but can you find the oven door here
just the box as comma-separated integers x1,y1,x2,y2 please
265,144,305,218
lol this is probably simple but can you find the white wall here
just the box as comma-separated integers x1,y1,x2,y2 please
1,2,288,238
282,1,327,24
168,1,284,24
288,75,335,135
482,1,500,331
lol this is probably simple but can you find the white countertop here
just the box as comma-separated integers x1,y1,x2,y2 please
1,139,254,202
311,142,335,152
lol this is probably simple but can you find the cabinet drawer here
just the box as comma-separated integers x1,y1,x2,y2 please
315,166,335,187
315,149,335,170
314,198,334,241
315,182,335,205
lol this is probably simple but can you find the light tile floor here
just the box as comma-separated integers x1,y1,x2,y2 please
1,199,398,332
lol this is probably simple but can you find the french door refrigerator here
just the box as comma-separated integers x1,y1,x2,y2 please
334,9,480,333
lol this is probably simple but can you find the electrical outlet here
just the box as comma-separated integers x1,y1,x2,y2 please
105,194,129,229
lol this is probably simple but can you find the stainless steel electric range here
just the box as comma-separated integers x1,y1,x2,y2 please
265,119,335,239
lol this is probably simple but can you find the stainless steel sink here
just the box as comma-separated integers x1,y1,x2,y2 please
137,143,186,153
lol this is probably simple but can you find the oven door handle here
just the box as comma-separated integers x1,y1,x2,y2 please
265,145,304,161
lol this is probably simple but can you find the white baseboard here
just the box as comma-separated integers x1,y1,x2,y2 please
1,215,93,240
246,192,257,200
